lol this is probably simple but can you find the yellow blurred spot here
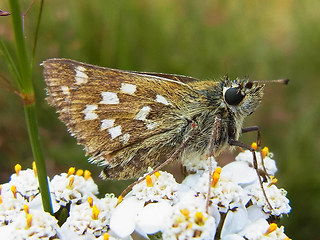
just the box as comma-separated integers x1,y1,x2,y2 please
67,167,76,177
84,170,92,180
26,214,32,228
32,162,37,177
211,167,222,187
23,204,29,213
11,185,17,199
92,204,100,220
146,175,153,187
103,233,110,240
180,208,190,217
76,169,84,176
187,222,193,229
265,223,277,235
251,142,258,150
261,146,269,159
195,211,205,226
88,196,93,207
268,176,278,187
154,171,161,178
215,167,222,174
0,196,2,204
173,217,182,227
117,195,123,205
15,164,22,175
67,176,74,189
0,184,2,194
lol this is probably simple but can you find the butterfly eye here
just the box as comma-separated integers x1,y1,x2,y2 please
224,87,244,105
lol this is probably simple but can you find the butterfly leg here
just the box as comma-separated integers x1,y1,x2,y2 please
205,115,222,213
228,139,273,211
242,126,261,146
241,126,268,178
118,123,200,201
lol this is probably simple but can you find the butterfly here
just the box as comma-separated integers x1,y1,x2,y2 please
42,58,287,182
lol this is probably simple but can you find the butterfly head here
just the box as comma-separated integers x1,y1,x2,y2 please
222,78,265,117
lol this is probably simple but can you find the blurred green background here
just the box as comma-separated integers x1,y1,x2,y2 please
0,0,319,239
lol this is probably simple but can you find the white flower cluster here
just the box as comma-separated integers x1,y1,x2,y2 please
0,166,121,239
109,150,291,239
50,169,98,208
0,149,291,240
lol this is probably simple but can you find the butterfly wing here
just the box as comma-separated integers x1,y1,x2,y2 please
43,58,201,178
130,71,199,83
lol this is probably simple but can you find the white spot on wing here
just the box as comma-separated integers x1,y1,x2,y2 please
61,86,70,94
108,125,122,139
83,104,98,120
100,92,119,104
100,119,115,130
119,133,130,144
146,122,158,130
75,66,88,84
120,83,136,95
156,95,170,105
134,106,151,121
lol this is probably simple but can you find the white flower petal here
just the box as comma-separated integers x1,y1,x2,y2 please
110,197,144,238
221,161,257,186
0,225,14,239
239,218,269,238
235,150,277,175
221,234,245,240
221,205,248,238
136,201,172,235
179,173,201,190
247,204,269,222
208,204,221,226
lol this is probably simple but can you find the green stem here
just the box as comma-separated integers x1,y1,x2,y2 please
9,0,53,214
24,103,53,214
9,0,31,92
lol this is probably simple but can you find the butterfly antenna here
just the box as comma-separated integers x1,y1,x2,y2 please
253,78,289,85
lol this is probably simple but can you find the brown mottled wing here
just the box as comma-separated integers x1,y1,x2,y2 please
42,58,200,176
131,71,199,83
